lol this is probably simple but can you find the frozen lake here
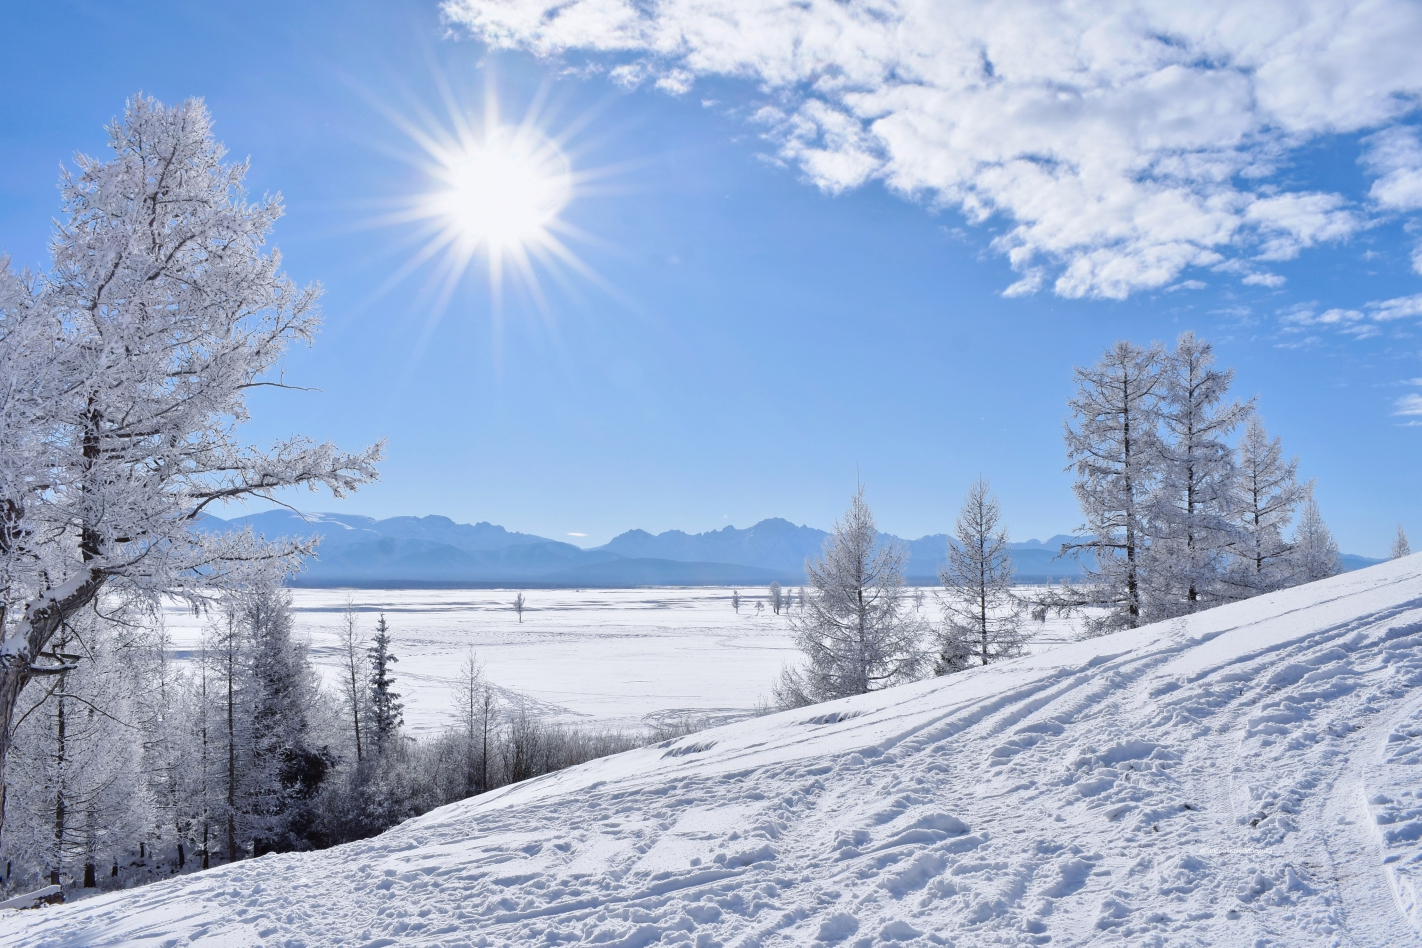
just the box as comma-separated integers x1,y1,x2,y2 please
161,586,1083,735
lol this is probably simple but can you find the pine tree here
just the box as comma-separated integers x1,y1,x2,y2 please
936,478,1024,672
775,486,924,707
1147,333,1251,615
1392,524,1411,559
1226,415,1306,597
367,616,403,756
1064,341,1167,633
1290,497,1342,583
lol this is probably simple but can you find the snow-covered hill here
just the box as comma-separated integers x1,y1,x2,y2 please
8,558,1422,946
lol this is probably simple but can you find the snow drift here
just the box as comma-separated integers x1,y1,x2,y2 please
8,557,1422,946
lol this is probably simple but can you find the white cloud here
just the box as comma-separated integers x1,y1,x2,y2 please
1394,393,1422,416
1281,292,1422,337
445,0,1422,298
1364,127,1422,212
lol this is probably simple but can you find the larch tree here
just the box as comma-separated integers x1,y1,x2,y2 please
1392,525,1411,559
1289,497,1342,583
1064,341,1167,633
1148,333,1251,615
367,615,402,756
453,650,493,796
1226,415,1307,598
775,486,924,707
936,478,1024,673
0,95,380,851
338,599,367,764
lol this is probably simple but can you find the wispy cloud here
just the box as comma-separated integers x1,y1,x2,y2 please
567,531,588,537
446,0,1422,298
1281,293,1422,338
1394,393,1422,416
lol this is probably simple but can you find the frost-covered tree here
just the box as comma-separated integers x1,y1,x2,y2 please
775,487,924,707
1225,416,1306,598
452,650,493,796
338,600,367,764
367,616,402,756
1064,341,1167,632
240,581,327,856
731,590,740,613
0,95,380,849
1392,525,1411,559
769,582,782,615
1147,333,1251,614
513,593,525,623
1289,498,1342,583
936,479,1024,672
1,612,147,891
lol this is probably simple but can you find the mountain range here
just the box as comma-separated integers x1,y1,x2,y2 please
196,510,1382,588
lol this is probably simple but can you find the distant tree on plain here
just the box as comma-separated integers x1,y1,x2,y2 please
732,590,741,613
936,478,1024,673
770,582,782,615
1392,525,1411,559
775,486,924,708
755,601,764,617
514,593,526,623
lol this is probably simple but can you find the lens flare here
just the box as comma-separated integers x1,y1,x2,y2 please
430,127,572,253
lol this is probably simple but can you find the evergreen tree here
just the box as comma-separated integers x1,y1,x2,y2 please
1064,341,1167,633
367,616,403,756
1289,497,1342,583
1147,333,1251,615
775,486,924,707
937,478,1024,672
1226,415,1306,597
1392,524,1411,559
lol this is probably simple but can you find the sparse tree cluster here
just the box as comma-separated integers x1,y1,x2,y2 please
1062,333,1338,633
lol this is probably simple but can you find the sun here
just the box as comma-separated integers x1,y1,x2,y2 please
428,126,572,254
366,82,615,332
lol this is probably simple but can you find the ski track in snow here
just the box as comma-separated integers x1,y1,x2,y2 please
9,563,1422,945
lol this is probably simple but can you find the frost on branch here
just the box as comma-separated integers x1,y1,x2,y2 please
0,93,380,843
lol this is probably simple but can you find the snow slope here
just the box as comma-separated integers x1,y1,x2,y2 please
10,558,1422,946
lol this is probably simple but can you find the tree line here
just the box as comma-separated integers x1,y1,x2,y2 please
0,581,663,896
774,332,1366,707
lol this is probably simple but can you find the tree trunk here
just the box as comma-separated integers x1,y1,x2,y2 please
0,574,101,853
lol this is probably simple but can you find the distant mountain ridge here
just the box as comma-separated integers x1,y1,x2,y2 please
199,511,1383,588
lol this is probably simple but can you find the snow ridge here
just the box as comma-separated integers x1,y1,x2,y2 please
8,559,1422,945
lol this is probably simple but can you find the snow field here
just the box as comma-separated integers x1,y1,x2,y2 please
11,564,1422,944
158,587,1079,734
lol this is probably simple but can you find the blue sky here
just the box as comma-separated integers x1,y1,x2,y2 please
3,0,1421,556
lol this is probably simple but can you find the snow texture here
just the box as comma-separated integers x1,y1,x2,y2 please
10,557,1422,945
